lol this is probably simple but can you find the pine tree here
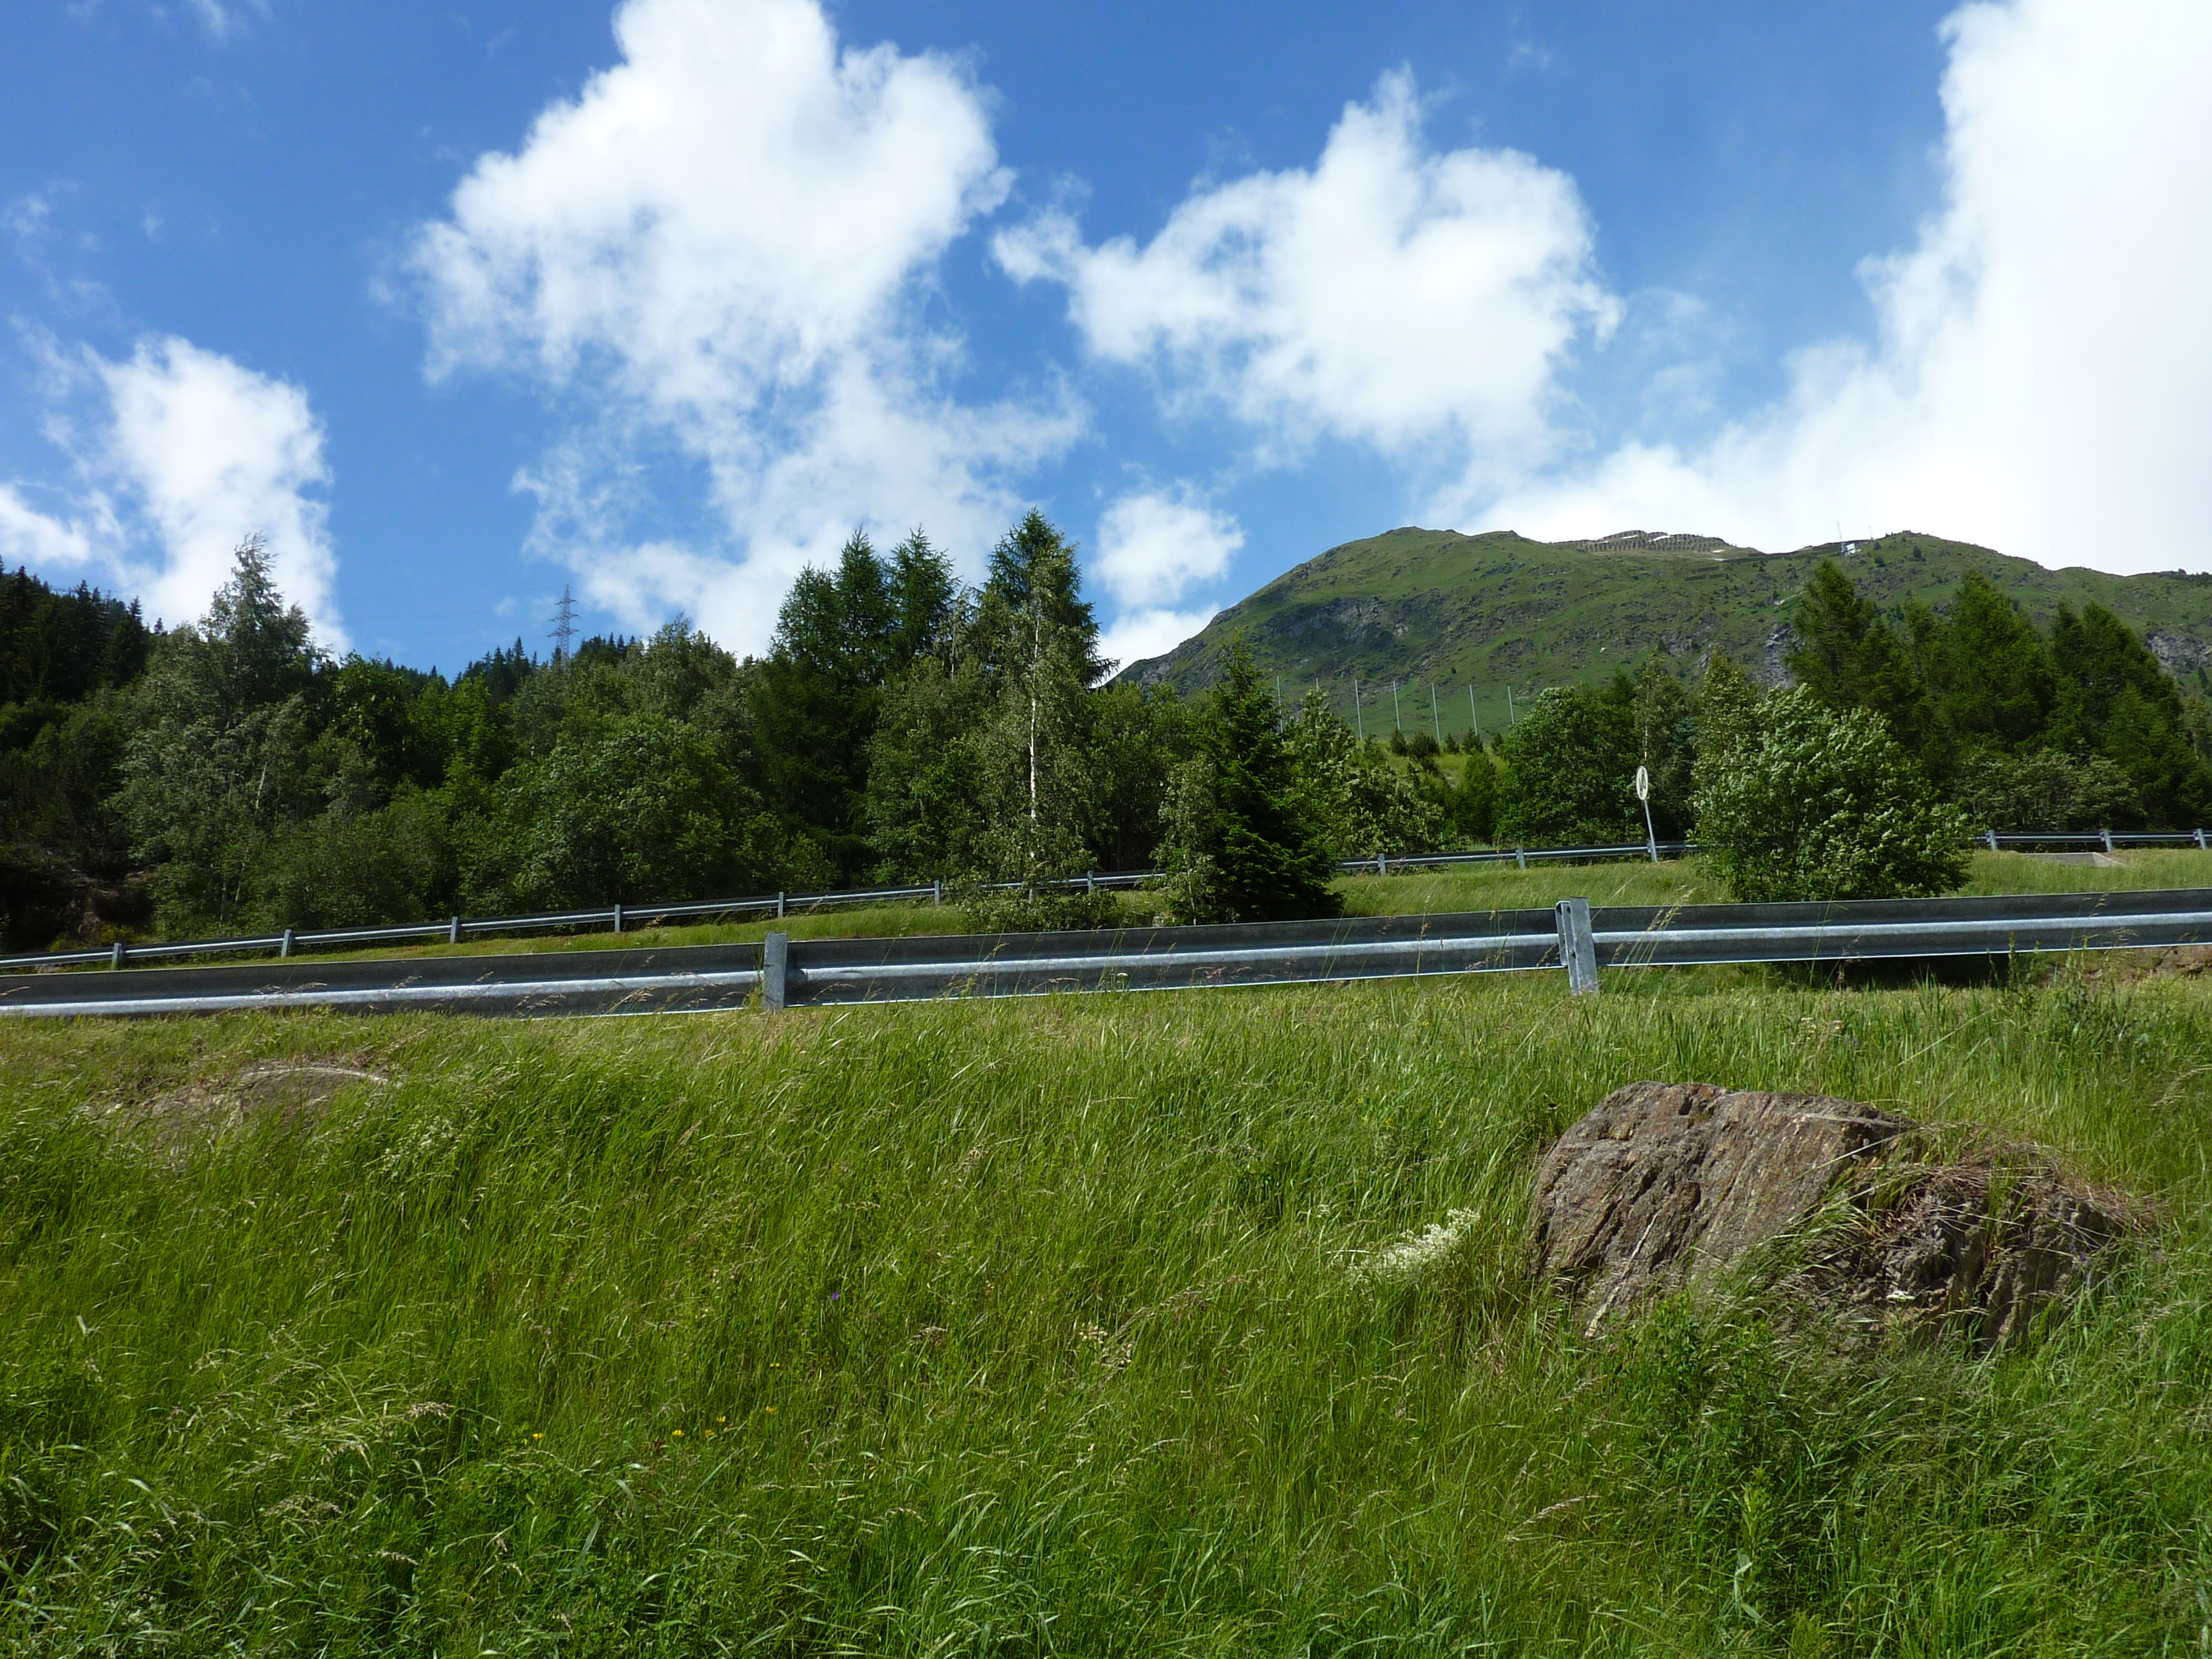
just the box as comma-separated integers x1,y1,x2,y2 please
1156,641,1339,923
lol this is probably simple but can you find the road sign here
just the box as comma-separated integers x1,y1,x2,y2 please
1634,765,1651,802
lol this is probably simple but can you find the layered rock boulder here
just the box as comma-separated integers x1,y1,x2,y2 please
1529,1081,2135,1347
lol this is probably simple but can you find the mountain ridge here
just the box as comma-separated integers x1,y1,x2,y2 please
1118,528,2212,739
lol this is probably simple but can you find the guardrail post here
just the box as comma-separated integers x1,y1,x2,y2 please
777,891,786,920
1555,898,1599,996
612,902,624,936
2199,829,2208,851
1378,853,1389,877
762,931,789,1012
110,940,125,970
933,880,942,906
1087,870,1096,893
449,916,461,945
2102,828,2114,855
280,927,295,960
1986,830,1999,853
1516,844,1527,871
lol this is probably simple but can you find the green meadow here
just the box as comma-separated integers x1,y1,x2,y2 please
5,956,2211,1654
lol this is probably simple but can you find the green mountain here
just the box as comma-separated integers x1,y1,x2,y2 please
1118,528,2212,740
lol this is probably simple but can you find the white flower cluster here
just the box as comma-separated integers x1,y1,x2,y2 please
1351,1208,1481,1288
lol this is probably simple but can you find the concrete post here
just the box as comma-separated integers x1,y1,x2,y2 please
449,915,462,945
280,927,295,959
1555,897,1599,996
1516,844,1527,871
2102,828,2114,854
762,931,790,1012
612,902,624,935
777,891,786,920
110,940,125,970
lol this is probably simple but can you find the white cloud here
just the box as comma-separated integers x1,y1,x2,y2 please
411,0,1080,651
1098,605,1218,673
185,0,266,44
996,71,1617,493
1093,486,1243,608
0,336,344,644
1486,0,2212,570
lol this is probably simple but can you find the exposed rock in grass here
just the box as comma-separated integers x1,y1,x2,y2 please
1529,1081,2137,1347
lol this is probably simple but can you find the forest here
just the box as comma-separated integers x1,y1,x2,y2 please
5,519,2211,950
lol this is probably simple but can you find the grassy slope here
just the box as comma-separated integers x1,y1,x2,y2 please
1123,527,2212,734
5,963,2212,1653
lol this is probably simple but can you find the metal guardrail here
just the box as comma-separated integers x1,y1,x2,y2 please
7,827,2205,977
7,887,2210,1021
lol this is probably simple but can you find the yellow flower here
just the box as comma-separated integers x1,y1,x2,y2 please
765,1406,777,1414
531,1432,543,1440
673,1429,684,1438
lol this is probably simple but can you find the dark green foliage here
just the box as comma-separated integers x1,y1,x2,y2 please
1908,571,2059,768
1791,563,2212,829
1950,748,2143,834
1495,682,1639,845
1154,642,1341,924
1788,558,1935,761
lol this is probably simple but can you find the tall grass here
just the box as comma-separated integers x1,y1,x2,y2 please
5,967,2211,1653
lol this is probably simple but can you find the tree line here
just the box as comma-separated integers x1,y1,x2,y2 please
6,534,2210,950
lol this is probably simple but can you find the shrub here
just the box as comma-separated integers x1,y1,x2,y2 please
1495,685,1638,845
1694,688,1968,902
1949,748,2142,833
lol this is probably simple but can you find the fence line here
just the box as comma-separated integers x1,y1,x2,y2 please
5,828,2208,975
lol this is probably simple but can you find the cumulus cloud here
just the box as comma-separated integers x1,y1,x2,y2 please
1093,486,1243,608
1487,0,2212,569
996,72,1617,493
411,0,1080,651
1098,605,1218,674
0,336,343,643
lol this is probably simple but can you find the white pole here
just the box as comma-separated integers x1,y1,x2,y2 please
1469,685,1478,740
1430,683,1440,741
1353,680,1364,742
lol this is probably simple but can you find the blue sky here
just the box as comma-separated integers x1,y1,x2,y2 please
2,0,2207,671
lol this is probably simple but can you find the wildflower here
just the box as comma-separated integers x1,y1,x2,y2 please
532,1432,543,1440
673,1429,684,1438
1350,1209,1482,1288
765,1406,777,1414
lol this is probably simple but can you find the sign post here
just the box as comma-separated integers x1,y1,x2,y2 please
1634,765,1658,863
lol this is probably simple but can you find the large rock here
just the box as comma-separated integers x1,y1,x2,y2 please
1529,1081,2134,1346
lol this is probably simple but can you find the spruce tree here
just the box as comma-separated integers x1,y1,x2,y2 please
1170,640,1339,923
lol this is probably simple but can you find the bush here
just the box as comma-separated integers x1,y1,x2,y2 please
1694,688,1968,902
1495,685,1639,845
1949,748,2142,833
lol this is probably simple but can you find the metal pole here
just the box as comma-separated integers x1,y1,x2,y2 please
1353,680,1364,742
612,902,624,935
1430,683,1440,742
1469,685,1478,741
1641,797,1658,863
449,915,461,945
933,879,942,906
110,940,125,970
762,931,789,1012
777,891,786,919
1391,680,1402,732
280,927,295,959
1555,898,1599,995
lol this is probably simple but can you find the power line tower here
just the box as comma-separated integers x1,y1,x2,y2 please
549,584,578,660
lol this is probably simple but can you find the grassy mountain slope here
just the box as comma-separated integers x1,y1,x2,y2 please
1120,528,2212,739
